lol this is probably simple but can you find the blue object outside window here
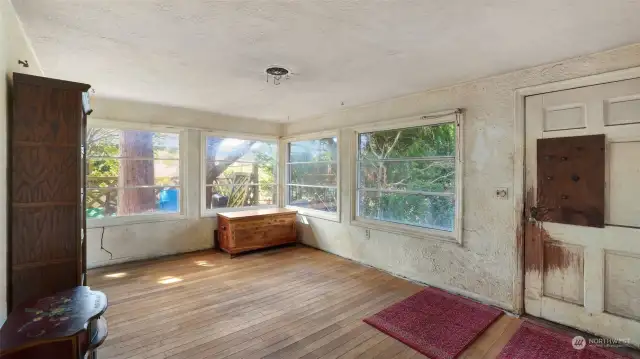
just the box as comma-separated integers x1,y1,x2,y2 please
158,188,179,212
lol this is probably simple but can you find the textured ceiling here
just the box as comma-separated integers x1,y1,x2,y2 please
12,0,640,122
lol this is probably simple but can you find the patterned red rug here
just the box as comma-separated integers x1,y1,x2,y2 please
363,286,503,359
497,321,630,359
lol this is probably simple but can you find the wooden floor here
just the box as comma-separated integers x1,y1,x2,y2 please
87,246,525,359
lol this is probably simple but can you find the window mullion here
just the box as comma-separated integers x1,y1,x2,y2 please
88,156,176,161
287,184,337,189
356,188,454,197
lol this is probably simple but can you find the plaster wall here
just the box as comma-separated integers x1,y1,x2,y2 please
91,97,283,136
86,219,216,268
284,43,640,310
1,0,43,324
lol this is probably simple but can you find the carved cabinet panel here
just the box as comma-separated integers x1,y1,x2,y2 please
8,73,91,310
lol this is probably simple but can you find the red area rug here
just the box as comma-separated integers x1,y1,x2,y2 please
363,286,503,359
497,321,630,359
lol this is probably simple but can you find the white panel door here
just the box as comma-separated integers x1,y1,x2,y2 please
525,77,640,346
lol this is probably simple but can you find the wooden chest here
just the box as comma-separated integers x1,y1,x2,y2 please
217,208,298,256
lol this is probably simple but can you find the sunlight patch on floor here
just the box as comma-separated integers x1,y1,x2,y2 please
157,276,183,284
194,260,215,267
104,272,127,278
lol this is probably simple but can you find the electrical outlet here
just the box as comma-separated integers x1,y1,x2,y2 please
495,187,508,200
364,229,371,240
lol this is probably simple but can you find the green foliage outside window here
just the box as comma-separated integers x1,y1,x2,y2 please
357,122,456,231
287,138,338,212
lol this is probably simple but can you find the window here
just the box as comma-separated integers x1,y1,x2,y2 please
86,128,181,219
286,137,339,215
355,120,459,235
202,135,277,213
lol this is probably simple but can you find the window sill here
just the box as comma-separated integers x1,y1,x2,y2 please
200,204,277,218
286,206,341,223
87,213,186,228
350,217,460,245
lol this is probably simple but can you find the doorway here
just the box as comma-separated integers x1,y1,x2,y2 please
523,77,640,346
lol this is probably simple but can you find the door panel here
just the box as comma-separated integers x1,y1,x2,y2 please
608,141,640,227
525,77,640,346
605,251,640,321
542,241,584,305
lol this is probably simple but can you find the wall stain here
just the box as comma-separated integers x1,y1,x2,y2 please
543,241,583,273
524,186,581,275
523,187,551,274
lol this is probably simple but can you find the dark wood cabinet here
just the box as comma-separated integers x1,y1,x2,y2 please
7,73,91,311
0,287,108,359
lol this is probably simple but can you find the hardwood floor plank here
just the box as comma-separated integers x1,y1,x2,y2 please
160,277,389,359
89,246,532,359
371,339,412,359
218,282,412,359
459,315,513,359
164,282,389,359
481,317,522,359
355,336,399,359
105,261,368,347
261,323,344,359
315,328,381,359
335,333,388,359
392,347,425,359
296,323,373,359
110,269,386,358
132,277,400,357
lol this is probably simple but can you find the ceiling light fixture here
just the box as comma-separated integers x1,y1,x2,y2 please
266,66,289,85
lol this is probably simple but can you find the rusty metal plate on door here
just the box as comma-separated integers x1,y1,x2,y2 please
536,134,605,227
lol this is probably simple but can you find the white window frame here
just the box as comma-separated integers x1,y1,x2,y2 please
349,110,464,244
86,119,186,228
200,131,280,217
282,131,341,222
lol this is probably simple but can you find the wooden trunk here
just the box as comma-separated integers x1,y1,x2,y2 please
217,208,298,256
8,73,91,311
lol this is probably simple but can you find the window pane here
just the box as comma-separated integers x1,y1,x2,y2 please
85,128,182,219
358,159,454,192
204,137,277,186
86,188,118,218
86,128,120,157
87,159,180,187
288,138,338,162
205,184,277,209
205,137,277,162
86,187,180,218
154,160,180,185
358,191,454,231
358,122,456,160
206,161,275,186
288,163,338,186
289,186,337,212
153,132,180,159
86,129,179,159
